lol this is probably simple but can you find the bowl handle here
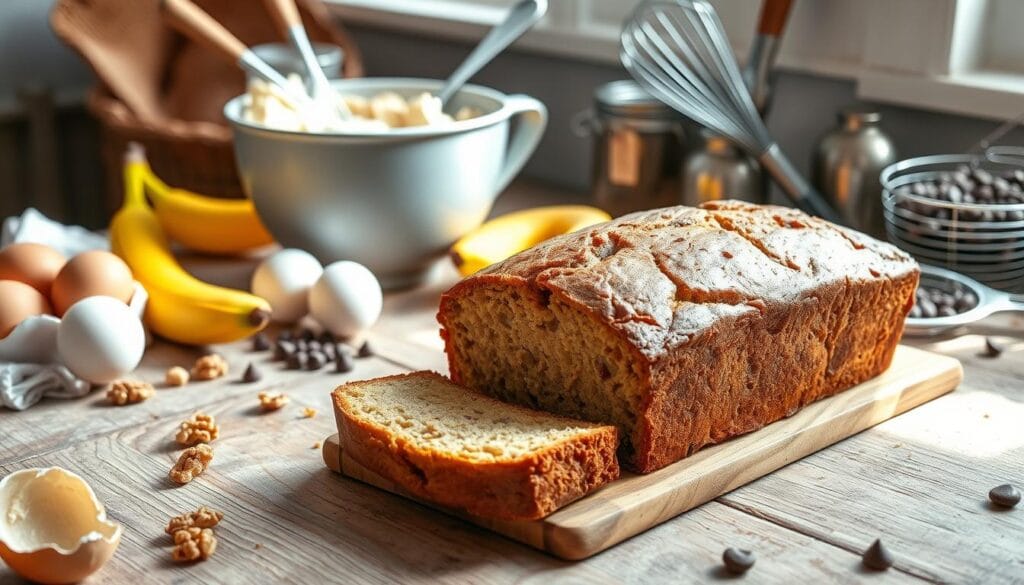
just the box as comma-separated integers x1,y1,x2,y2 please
494,94,548,195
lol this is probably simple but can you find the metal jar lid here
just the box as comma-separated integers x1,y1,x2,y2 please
594,80,680,120
839,106,882,130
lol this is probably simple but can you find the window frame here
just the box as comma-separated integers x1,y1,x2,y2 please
328,0,1024,121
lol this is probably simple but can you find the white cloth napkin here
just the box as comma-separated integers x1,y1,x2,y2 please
1,207,109,256
0,363,92,411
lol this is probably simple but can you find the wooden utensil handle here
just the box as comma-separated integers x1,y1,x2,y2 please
757,0,794,36
264,0,303,38
160,0,247,62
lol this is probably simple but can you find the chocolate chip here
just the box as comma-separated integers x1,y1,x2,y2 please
862,539,894,571
287,351,308,370
318,331,336,344
357,341,373,358
335,350,355,373
983,337,1004,357
242,362,262,383
251,332,270,352
301,328,316,342
722,547,755,575
277,330,293,342
295,339,308,352
274,340,296,361
307,351,327,370
307,340,321,352
323,343,336,359
989,484,1021,508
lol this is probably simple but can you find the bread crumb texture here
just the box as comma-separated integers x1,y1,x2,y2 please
333,371,619,519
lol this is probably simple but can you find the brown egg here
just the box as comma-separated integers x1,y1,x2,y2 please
50,251,134,316
0,243,66,296
0,280,53,338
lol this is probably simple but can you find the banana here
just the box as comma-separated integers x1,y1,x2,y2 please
111,152,272,345
450,205,611,276
138,159,275,255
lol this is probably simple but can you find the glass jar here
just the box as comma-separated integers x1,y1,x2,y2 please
578,81,691,217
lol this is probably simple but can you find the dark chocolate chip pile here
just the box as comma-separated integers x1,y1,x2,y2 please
894,165,1024,223
989,483,1021,508
861,539,894,571
252,329,365,375
909,283,978,319
721,547,755,575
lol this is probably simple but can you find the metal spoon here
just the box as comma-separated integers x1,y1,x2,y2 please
436,0,548,108
161,0,311,109
263,0,351,119
904,264,1024,336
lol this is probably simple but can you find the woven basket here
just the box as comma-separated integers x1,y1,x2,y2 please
52,0,364,211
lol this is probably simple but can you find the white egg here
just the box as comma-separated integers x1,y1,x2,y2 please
251,249,324,324
57,296,145,385
309,261,382,338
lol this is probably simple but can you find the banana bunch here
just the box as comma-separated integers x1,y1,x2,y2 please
110,149,271,345
135,159,275,255
450,205,611,276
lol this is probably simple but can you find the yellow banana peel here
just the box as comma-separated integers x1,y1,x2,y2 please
451,205,611,276
110,152,272,345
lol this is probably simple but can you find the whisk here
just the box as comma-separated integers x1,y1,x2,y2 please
620,0,840,222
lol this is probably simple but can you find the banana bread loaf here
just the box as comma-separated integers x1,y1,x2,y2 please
438,201,919,473
332,371,620,520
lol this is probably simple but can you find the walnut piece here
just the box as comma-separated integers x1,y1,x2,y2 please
170,444,213,484
171,527,217,562
175,413,220,446
192,353,228,381
166,506,224,535
301,407,317,419
258,391,289,412
165,366,190,387
107,380,155,405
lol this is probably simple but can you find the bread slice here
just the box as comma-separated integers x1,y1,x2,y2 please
332,371,620,520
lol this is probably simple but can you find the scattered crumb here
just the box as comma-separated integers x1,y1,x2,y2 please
171,527,217,562
301,407,317,419
165,366,190,387
107,380,155,405
192,353,229,381
170,444,213,485
312,442,321,450
175,413,220,446
254,543,262,550
166,506,224,534
258,391,289,412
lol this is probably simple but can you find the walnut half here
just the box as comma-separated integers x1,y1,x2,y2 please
171,527,217,562
192,354,228,381
175,413,220,446
169,444,213,485
166,506,224,535
258,391,289,412
107,380,155,405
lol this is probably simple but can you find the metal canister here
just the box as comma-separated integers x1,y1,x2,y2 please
580,81,690,217
812,106,898,238
680,132,766,205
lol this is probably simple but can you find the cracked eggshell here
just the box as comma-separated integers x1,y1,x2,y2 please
0,467,122,584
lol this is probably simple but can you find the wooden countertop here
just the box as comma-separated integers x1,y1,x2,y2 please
2,184,1023,584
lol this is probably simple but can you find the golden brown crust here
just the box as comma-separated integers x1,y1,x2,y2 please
439,202,919,473
332,372,620,520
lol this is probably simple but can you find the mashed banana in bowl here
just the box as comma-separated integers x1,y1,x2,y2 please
243,76,481,133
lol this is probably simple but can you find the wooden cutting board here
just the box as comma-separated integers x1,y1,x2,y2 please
323,345,962,560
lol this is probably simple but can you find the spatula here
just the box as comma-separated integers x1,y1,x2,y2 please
262,0,351,119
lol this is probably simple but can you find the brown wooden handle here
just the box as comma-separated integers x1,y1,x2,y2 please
160,0,247,62
264,0,303,38
756,0,794,36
